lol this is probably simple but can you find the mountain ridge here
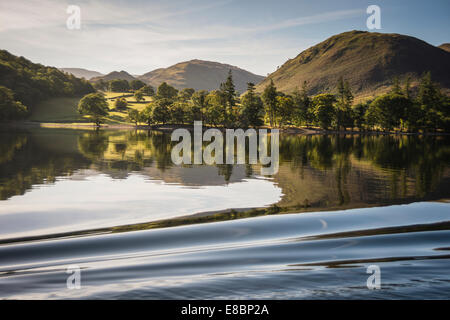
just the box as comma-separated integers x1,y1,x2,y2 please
255,30,450,99
91,70,137,82
138,59,265,93
59,68,104,80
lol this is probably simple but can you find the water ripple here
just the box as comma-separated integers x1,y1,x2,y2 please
0,201,449,299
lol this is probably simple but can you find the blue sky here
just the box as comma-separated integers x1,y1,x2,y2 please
0,0,448,75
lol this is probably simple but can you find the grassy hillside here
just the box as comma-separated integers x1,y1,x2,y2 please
30,92,152,124
255,31,450,100
139,59,264,93
0,50,94,110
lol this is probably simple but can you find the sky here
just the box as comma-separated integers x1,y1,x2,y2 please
0,0,449,76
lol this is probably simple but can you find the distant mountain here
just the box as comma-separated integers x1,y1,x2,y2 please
438,43,450,53
255,31,450,99
91,70,137,82
138,60,265,93
60,68,104,80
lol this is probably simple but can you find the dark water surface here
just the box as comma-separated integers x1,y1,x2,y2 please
0,128,449,299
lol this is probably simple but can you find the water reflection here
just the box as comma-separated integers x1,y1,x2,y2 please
0,128,449,238
1,128,449,299
276,134,450,210
1,129,449,202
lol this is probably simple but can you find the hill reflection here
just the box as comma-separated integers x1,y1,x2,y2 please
1,128,449,213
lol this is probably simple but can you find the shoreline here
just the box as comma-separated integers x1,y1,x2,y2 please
3,121,450,136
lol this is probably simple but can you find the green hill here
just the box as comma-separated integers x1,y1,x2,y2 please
255,31,450,100
138,59,264,93
0,50,94,112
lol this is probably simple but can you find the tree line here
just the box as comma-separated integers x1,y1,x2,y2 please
80,70,267,128
259,72,450,133
79,70,449,133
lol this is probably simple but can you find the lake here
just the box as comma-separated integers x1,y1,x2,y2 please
0,127,449,299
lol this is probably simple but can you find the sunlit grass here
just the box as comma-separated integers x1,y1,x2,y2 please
30,91,153,125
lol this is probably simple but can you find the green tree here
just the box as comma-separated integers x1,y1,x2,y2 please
367,93,410,132
403,102,422,132
127,108,140,126
77,93,109,126
130,80,146,91
240,82,264,127
205,90,225,127
114,97,128,110
109,79,130,92
156,82,178,100
416,72,445,131
276,95,294,127
151,98,171,124
134,90,144,102
169,102,187,124
364,102,378,131
190,90,208,121
0,86,28,121
140,105,153,126
93,79,108,91
219,70,237,127
352,101,370,132
139,85,155,97
386,77,415,131
292,81,312,127
312,94,336,130
262,79,278,127
336,77,354,130
177,88,195,102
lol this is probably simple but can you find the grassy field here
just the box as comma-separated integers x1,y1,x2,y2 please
29,92,153,124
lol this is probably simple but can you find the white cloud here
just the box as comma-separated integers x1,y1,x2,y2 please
0,0,362,75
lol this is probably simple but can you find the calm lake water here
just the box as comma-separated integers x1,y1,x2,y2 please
0,128,449,299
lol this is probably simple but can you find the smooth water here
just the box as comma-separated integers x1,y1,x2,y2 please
0,128,449,299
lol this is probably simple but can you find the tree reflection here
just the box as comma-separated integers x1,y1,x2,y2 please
278,134,450,207
0,129,449,209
